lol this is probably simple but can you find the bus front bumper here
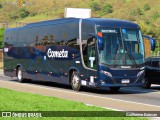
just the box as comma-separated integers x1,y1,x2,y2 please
81,74,145,88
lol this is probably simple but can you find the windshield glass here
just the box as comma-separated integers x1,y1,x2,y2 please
97,28,144,66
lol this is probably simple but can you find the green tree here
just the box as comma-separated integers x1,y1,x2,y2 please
143,4,150,11
91,2,100,11
18,8,30,18
102,4,113,15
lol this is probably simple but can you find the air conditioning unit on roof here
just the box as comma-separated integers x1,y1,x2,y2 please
64,8,91,18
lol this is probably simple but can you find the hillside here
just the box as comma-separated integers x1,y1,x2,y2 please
0,0,160,38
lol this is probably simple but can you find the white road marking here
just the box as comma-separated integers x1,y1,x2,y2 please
85,103,123,111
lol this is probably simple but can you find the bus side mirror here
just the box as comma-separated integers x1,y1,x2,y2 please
97,36,104,51
150,37,156,51
143,35,156,51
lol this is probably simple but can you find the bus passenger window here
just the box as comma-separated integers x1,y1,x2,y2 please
67,38,80,50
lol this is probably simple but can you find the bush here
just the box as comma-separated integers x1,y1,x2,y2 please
130,9,136,16
143,4,150,11
29,13,37,17
130,8,143,16
101,4,113,15
145,19,150,25
0,4,2,9
18,8,29,18
9,13,19,19
0,28,5,49
137,8,143,15
91,2,100,11
152,12,160,20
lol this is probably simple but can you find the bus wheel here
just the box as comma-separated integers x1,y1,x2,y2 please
142,78,151,89
109,87,120,92
17,67,26,83
71,71,81,91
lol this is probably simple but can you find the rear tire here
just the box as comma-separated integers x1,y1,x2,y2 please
142,78,151,89
109,87,120,92
17,67,26,83
71,71,81,91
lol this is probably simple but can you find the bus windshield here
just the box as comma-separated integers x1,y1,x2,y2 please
98,28,145,66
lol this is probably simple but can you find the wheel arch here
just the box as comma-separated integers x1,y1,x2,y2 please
16,64,23,76
68,67,80,84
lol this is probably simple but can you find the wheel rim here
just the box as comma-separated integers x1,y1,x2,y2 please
18,70,22,80
72,74,79,88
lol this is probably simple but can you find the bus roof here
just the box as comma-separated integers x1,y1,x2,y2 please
86,18,139,28
6,18,139,31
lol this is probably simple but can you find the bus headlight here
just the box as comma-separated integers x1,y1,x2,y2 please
137,70,145,77
100,70,112,77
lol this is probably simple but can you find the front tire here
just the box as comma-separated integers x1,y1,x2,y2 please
142,78,151,89
17,67,26,83
71,71,81,91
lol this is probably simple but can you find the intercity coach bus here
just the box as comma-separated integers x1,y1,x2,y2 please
3,18,146,91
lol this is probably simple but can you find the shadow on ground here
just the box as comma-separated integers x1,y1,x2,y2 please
9,78,160,95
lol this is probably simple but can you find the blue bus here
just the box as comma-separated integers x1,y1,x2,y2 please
3,18,145,91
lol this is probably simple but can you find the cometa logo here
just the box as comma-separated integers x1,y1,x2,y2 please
47,48,68,58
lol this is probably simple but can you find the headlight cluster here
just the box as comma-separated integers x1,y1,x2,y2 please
137,70,145,77
100,70,112,77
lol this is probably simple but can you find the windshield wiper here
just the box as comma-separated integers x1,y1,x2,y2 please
125,45,137,67
113,45,120,67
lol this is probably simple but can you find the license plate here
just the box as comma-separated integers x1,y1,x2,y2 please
121,79,130,84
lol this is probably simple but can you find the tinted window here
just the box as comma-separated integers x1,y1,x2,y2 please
66,38,80,50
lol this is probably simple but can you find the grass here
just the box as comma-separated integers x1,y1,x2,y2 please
0,88,148,120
